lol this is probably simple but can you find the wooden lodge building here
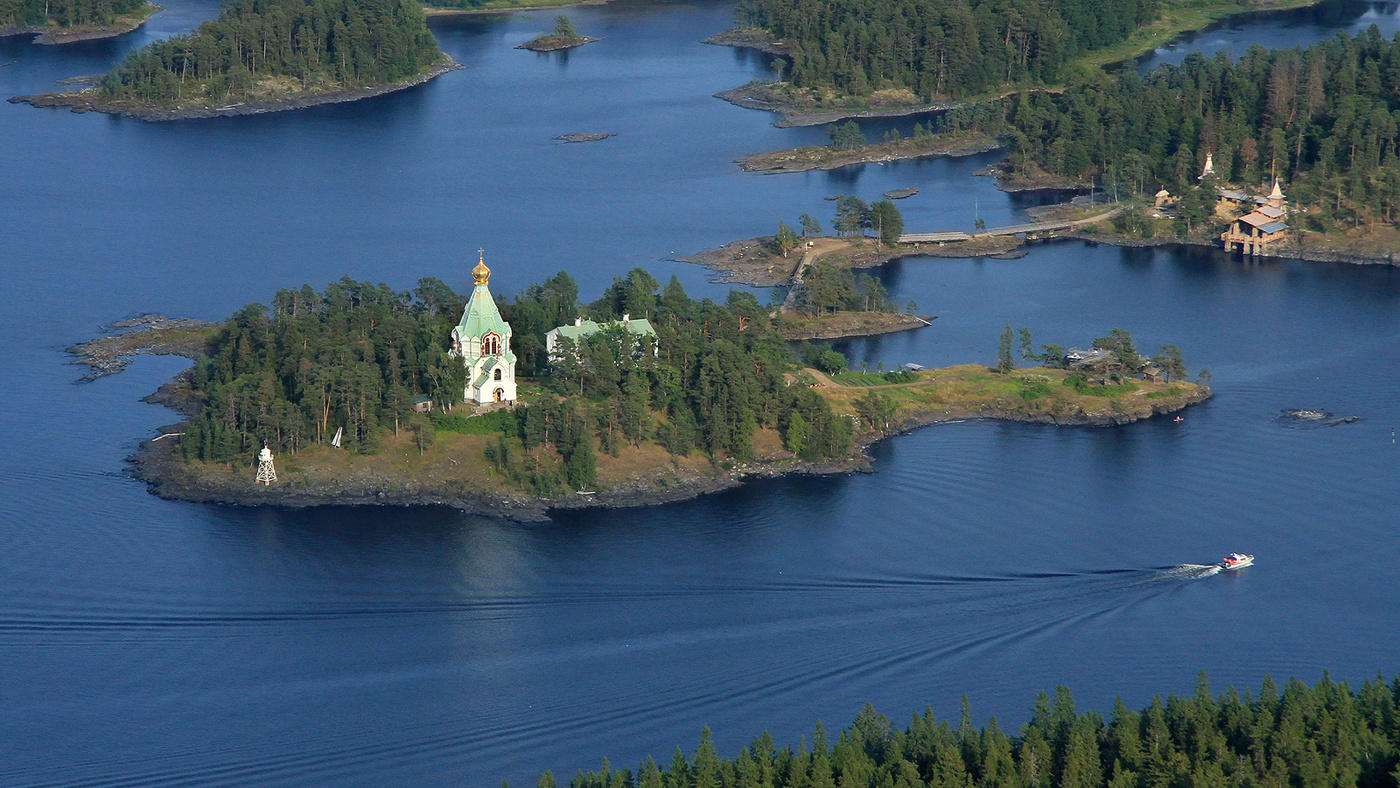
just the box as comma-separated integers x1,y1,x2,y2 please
1219,180,1288,255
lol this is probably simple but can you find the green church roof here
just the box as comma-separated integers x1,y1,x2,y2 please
457,284,510,339
551,317,657,341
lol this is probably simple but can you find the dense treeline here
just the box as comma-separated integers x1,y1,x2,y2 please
945,29,1400,230
180,271,853,493
483,269,852,492
179,277,468,462
734,0,1157,98
0,0,144,29
794,262,894,315
99,0,443,104
545,673,1400,788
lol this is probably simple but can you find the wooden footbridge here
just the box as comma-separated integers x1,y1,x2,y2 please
779,207,1121,312
898,207,1122,244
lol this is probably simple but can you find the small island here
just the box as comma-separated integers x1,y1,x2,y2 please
2,0,160,44
10,0,459,120
737,128,998,174
516,15,597,52
555,132,615,143
89,254,1207,521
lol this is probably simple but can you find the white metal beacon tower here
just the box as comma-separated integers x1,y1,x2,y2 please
255,445,277,486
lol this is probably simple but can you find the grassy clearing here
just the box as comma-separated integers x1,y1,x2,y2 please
813,364,1205,424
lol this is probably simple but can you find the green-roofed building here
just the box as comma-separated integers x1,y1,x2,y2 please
450,252,517,404
545,313,658,359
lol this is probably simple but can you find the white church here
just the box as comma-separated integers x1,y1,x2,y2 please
449,251,517,404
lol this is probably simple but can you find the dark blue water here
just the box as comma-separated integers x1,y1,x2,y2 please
3,1,1400,785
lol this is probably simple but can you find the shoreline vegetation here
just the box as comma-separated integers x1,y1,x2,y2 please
516,15,597,51
11,0,455,121
10,56,462,120
737,129,1000,173
89,270,1205,521
126,358,1206,522
0,1,160,44
705,0,1326,126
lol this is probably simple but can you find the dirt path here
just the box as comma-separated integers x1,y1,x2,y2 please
780,237,862,311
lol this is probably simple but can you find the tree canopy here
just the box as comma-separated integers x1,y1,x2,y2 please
735,0,1158,98
1,0,145,29
550,673,1400,788
943,29,1400,230
99,0,444,105
178,270,855,494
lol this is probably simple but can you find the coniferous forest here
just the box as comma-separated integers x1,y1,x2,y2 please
551,674,1400,788
98,0,444,104
734,0,1158,98
0,0,145,29
938,30,1400,231
178,271,853,493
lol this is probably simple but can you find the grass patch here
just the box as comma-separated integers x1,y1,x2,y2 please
831,370,919,386
434,409,514,435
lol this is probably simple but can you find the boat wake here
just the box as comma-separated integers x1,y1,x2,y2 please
1156,563,1222,580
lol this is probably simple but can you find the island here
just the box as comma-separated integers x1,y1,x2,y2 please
516,15,598,51
706,0,1325,126
739,127,998,173
724,27,1400,268
86,258,1206,521
1,0,160,44
10,0,460,120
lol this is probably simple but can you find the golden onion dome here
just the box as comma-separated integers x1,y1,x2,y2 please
472,249,491,286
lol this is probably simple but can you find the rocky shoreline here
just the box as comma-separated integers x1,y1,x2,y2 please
516,35,599,52
713,82,961,128
68,314,217,381
777,312,932,341
128,377,1207,522
10,56,461,121
738,134,1000,174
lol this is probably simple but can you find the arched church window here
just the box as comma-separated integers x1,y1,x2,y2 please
494,368,502,381
483,335,499,355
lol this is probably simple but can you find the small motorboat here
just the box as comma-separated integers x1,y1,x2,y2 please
1173,416,1185,422
1220,552,1254,570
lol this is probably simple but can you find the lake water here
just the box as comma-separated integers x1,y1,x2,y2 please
2,1,1399,785
1140,0,1400,70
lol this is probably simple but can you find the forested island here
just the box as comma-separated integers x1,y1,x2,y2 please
535,673,1400,788
710,0,1321,122
107,268,1205,519
0,0,159,44
517,15,597,51
728,29,1400,264
11,0,458,119
962,30,1400,257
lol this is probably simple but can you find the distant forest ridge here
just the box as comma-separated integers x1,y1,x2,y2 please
734,0,1158,98
548,673,1400,788
0,0,145,28
940,28,1400,230
100,0,444,104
